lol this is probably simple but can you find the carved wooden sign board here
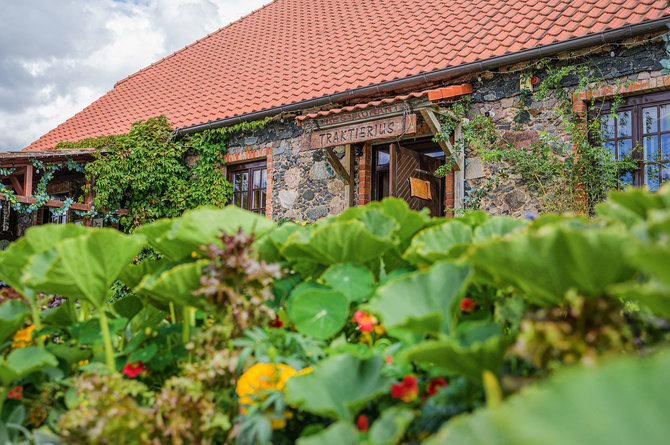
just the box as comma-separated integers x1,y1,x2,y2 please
311,114,416,149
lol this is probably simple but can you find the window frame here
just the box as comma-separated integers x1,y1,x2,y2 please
597,90,670,189
226,160,268,215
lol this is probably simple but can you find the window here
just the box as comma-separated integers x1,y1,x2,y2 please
227,160,267,215
600,90,670,190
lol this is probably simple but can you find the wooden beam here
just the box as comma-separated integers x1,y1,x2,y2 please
453,122,465,211
324,146,352,185
24,165,33,197
9,176,23,196
343,144,355,207
420,108,458,166
0,194,128,215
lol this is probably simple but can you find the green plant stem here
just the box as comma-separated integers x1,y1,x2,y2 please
169,302,177,324
80,300,91,322
182,305,191,344
98,309,116,373
483,370,503,409
0,388,6,416
30,300,44,347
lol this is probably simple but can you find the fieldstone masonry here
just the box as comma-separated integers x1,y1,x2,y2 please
225,36,668,220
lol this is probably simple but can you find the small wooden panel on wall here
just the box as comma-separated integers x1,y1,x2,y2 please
311,114,416,149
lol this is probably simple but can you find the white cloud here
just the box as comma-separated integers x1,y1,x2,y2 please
0,0,269,151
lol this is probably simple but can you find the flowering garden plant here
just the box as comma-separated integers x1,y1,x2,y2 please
0,186,670,443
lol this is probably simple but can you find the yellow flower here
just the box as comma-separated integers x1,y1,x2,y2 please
77,360,89,367
295,366,312,377
236,363,297,409
12,325,35,349
301,221,307,226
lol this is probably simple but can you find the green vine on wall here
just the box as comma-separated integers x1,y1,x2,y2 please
56,115,270,232
0,158,86,216
434,60,641,214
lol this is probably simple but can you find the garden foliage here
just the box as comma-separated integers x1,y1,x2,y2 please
1,185,670,443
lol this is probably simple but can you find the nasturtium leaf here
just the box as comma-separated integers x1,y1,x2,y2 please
423,350,670,445
119,257,172,289
134,260,207,310
322,263,375,303
136,206,275,260
404,334,505,383
282,220,394,266
41,298,78,328
287,283,349,340
0,300,30,344
0,346,58,386
368,262,472,335
254,223,301,263
296,422,356,445
470,227,635,305
609,280,670,320
473,217,527,243
596,184,670,223
129,343,158,363
23,229,147,308
455,210,490,229
285,354,392,421
47,343,92,365
377,198,431,246
0,224,88,299
113,294,144,320
369,406,415,445
403,221,473,266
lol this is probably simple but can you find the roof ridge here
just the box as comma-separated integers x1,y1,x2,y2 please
114,0,280,88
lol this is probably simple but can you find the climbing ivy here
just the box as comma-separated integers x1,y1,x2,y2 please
434,61,639,214
56,115,269,232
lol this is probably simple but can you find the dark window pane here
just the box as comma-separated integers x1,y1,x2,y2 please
601,114,615,139
617,111,632,137
642,107,658,134
661,104,670,132
233,193,240,206
233,173,242,191
241,173,248,191
260,190,267,208
241,192,248,209
377,148,390,166
646,165,660,191
261,169,267,188
253,190,260,208
645,136,659,161
662,134,670,161
618,139,632,158
253,170,261,188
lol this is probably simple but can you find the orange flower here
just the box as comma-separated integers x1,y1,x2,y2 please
460,297,477,313
390,375,418,402
353,311,378,332
12,325,35,349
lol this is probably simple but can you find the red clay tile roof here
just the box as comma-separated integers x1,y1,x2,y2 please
295,85,473,123
25,0,670,151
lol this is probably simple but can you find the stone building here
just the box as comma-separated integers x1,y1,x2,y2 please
5,0,670,225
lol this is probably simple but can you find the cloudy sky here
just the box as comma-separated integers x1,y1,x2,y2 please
0,0,268,151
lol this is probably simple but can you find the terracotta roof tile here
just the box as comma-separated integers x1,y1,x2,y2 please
25,0,670,151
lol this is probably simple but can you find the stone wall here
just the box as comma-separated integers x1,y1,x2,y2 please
225,120,353,222
461,37,667,216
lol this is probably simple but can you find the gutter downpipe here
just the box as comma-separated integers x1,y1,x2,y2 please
174,17,670,138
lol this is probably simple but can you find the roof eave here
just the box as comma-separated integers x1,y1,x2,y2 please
173,16,669,137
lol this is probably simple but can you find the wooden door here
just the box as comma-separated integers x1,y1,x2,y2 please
390,144,444,217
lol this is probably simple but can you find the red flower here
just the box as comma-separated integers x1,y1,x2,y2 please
390,375,419,402
268,315,284,328
426,378,448,397
122,361,145,378
353,310,378,332
7,386,22,400
356,414,369,432
460,297,477,314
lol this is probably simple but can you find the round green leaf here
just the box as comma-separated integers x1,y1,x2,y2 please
288,283,349,340
322,263,375,303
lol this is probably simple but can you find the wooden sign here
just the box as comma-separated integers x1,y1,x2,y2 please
311,114,416,149
316,103,404,128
